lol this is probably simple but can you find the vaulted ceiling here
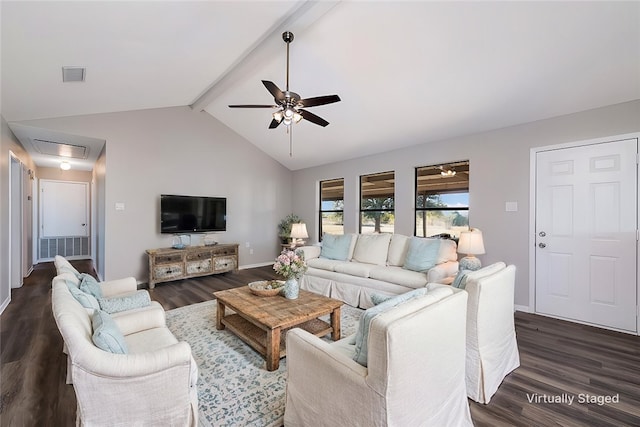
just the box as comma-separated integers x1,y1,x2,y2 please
2,1,639,171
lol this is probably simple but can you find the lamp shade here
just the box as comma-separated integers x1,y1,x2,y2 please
290,223,309,239
457,228,485,255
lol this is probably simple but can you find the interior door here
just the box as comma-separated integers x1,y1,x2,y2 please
40,180,89,237
535,138,637,332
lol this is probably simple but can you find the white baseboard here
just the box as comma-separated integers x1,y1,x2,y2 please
0,296,10,315
239,261,273,270
515,304,532,313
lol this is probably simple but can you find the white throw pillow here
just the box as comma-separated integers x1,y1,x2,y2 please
352,234,392,266
387,234,410,266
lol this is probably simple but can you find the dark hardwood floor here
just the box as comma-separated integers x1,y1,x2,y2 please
1,260,639,426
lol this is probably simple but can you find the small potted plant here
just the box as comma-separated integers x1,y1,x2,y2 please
278,213,302,244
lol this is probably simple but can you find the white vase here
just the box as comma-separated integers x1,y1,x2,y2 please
283,278,299,299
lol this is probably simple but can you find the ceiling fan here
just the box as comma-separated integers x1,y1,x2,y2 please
228,31,341,132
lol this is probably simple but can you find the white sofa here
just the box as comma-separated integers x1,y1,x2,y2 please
285,283,472,426
299,233,459,308
51,257,199,426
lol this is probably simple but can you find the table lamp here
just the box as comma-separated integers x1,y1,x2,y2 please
457,228,485,271
289,223,308,248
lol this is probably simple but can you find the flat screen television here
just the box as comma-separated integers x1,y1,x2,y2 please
160,194,226,234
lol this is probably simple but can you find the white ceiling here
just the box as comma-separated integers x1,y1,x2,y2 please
2,1,639,171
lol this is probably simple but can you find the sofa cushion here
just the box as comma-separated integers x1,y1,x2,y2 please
369,265,428,289
66,280,100,310
352,234,392,266
79,273,103,298
320,234,353,261
437,239,458,264
125,327,179,354
92,310,128,354
334,262,374,278
98,290,152,314
403,237,441,272
352,287,430,366
306,257,345,271
387,234,410,266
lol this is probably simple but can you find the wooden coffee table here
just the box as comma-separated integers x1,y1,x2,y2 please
214,286,343,371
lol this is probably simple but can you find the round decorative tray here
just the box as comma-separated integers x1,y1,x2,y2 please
248,280,284,297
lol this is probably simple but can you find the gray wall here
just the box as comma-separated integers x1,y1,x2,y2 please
0,116,36,313
292,100,640,309
19,106,293,282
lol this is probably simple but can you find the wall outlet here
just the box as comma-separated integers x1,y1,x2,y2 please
249,249,254,255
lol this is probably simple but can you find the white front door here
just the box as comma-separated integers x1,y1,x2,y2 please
535,138,637,333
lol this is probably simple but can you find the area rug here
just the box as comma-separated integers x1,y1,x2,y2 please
165,299,363,427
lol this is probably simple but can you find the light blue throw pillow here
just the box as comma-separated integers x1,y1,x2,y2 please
92,310,128,354
320,234,352,261
66,280,100,310
353,287,430,367
403,237,441,272
452,270,472,289
98,290,151,314
79,274,103,298
370,293,393,306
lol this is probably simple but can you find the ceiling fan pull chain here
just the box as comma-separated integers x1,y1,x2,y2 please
289,126,293,157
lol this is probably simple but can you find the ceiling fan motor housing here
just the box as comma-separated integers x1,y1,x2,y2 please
282,31,294,43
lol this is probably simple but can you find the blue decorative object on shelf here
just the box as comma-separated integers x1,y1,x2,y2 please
172,234,190,249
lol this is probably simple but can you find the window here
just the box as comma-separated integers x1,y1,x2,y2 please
415,161,469,238
360,171,394,234
319,178,344,236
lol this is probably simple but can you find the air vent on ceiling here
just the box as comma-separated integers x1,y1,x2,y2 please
32,139,88,159
62,66,86,82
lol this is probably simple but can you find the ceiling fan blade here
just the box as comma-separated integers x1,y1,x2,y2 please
299,109,329,127
299,95,341,108
269,118,282,129
228,104,277,108
262,80,286,102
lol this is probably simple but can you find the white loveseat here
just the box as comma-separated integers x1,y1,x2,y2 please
285,283,472,426
299,233,459,308
51,257,199,426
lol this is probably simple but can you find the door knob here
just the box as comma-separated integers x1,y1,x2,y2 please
538,243,546,248
538,231,546,237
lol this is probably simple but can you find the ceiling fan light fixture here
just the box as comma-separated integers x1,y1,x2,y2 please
441,169,456,177
293,112,303,123
273,110,284,122
284,107,295,119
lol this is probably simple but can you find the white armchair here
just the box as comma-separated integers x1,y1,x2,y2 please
284,285,472,427
463,262,520,403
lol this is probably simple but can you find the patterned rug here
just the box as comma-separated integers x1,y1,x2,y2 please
165,299,363,427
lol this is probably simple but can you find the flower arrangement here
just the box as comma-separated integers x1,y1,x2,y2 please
273,249,307,280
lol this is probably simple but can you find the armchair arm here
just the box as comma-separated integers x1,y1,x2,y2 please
426,260,459,283
298,245,321,260
71,342,197,426
111,302,166,335
99,277,138,297
285,329,383,427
